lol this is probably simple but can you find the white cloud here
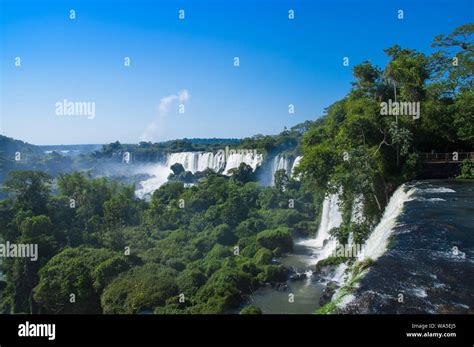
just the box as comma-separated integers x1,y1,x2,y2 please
178,89,190,103
158,95,177,114
140,89,190,142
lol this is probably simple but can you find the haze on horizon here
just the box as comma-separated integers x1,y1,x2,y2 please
1,0,471,145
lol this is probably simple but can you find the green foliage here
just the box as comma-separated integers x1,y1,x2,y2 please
240,305,262,314
1,25,471,316
457,160,474,179
101,264,179,314
315,256,347,271
3,171,52,215
257,265,287,282
229,163,255,184
299,24,473,245
177,268,207,297
34,247,116,313
273,169,289,192
196,267,252,312
253,248,273,265
256,227,293,253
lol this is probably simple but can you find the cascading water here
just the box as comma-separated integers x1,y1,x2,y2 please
298,193,343,264
135,150,263,198
358,184,415,261
166,152,226,173
223,152,263,174
134,163,171,199
270,155,292,185
337,180,473,313
290,156,303,178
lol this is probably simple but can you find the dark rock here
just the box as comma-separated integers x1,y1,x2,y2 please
319,281,339,306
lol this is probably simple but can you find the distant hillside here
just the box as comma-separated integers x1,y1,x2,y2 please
0,135,41,156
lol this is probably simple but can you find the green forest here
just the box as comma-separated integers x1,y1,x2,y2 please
0,24,472,315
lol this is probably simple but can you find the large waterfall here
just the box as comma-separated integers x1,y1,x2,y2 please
166,152,226,173
135,150,263,198
223,152,263,174
270,155,292,185
298,193,343,263
270,155,303,185
358,184,415,261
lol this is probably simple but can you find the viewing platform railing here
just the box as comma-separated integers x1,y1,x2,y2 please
418,152,474,163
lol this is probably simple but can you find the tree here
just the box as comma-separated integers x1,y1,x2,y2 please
33,247,116,314
273,169,289,192
5,215,62,313
256,227,293,252
3,171,51,215
101,264,178,314
229,163,255,184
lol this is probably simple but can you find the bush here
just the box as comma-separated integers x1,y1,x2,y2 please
177,268,207,297
33,247,115,314
197,267,251,312
457,160,474,179
101,264,178,314
253,248,273,265
240,305,262,314
256,227,293,252
258,265,287,282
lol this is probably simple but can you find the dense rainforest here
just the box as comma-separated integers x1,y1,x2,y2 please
0,24,472,314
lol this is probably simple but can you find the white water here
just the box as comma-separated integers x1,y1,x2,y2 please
270,155,292,185
417,187,455,194
298,193,343,264
358,184,415,261
290,156,303,177
135,151,263,198
332,263,349,285
223,152,263,174
347,232,354,247
166,152,226,173
134,163,171,199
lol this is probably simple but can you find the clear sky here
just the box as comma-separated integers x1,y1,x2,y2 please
0,0,472,145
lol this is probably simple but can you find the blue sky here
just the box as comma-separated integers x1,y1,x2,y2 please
0,0,472,145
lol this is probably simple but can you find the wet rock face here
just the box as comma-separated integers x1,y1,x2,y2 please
319,281,338,307
289,272,307,281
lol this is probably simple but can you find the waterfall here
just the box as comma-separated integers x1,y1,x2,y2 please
136,150,263,198
347,232,354,247
223,152,263,174
298,193,343,263
269,155,303,184
166,152,226,173
291,156,303,177
358,184,415,261
270,155,292,185
134,163,172,199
